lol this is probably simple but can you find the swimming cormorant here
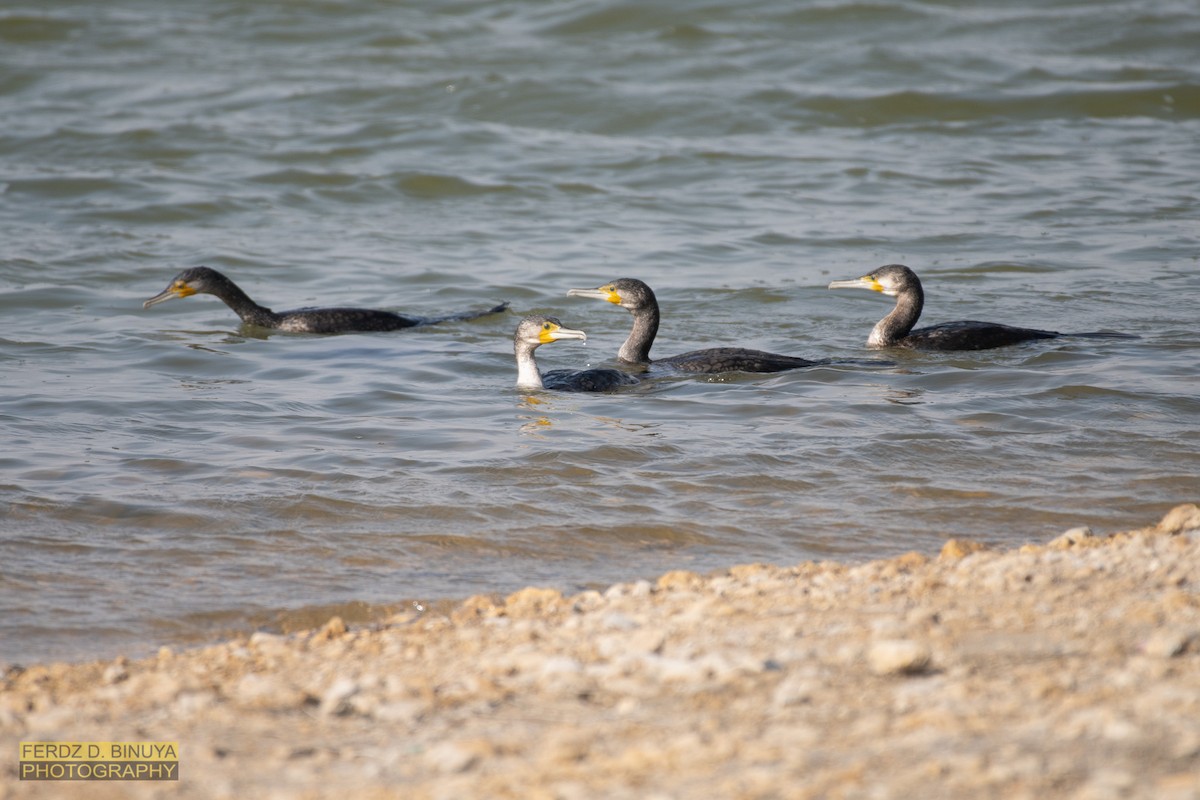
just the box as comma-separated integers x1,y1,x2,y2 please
828,264,1131,351
144,266,508,333
566,278,821,373
514,315,640,392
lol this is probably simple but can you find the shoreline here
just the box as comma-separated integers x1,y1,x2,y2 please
3,504,1198,798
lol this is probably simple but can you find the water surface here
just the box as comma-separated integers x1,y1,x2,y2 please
1,0,1197,663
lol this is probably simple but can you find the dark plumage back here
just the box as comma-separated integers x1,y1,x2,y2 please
829,263,1133,351
144,266,507,333
567,277,823,374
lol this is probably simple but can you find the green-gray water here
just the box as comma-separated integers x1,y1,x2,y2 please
2,0,1197,663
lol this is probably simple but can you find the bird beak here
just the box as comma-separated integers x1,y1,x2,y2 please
828,275,884,293
567,287,621,305
144,282,196,308
543,325,587,344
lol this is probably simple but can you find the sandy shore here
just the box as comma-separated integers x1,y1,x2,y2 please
3,504,1199,799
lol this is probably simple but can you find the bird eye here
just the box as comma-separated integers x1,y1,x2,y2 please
542,323,552,330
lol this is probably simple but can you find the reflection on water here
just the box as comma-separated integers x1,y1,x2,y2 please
883,388,925,406
517,405,554,436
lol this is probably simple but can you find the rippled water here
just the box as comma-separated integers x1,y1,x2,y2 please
2,0,1197,663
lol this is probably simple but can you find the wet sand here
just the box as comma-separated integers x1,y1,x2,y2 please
3,504,1198,799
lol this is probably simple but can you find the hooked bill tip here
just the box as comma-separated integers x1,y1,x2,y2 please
142,289,180,309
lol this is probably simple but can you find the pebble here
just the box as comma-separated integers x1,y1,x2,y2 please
423,740,488,774
571,590,605,613
657,569,704,591
102,658,129,685
318,677,360,717
1141,629,1193,658
625,627,667,655
451,594,502,624
867,639,933,676
1048,526,1096,549
939,538,989,561
1154,503,1200,535
372,700,425,725
231,673,303,710
538,656,583,677
770,673,820,709
172,689,219,716
315,616,348,641
250,631,287,647
505,587,563,618
644,654,712,684
599,611,640,631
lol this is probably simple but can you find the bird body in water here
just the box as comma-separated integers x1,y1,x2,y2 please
566,278,821,374
144,266,508,333
514,315,640,393
828,264,1132,351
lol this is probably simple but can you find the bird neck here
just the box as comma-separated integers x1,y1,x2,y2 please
618,303,659,363
514,341,544,389
209,274,281,327
870,284,923,346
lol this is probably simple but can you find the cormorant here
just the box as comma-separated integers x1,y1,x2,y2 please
566,278,822,373
828,264,1132,351
144,266,508,333
513,315,640,392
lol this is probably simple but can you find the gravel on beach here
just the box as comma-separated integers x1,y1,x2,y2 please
3,504,1199,799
